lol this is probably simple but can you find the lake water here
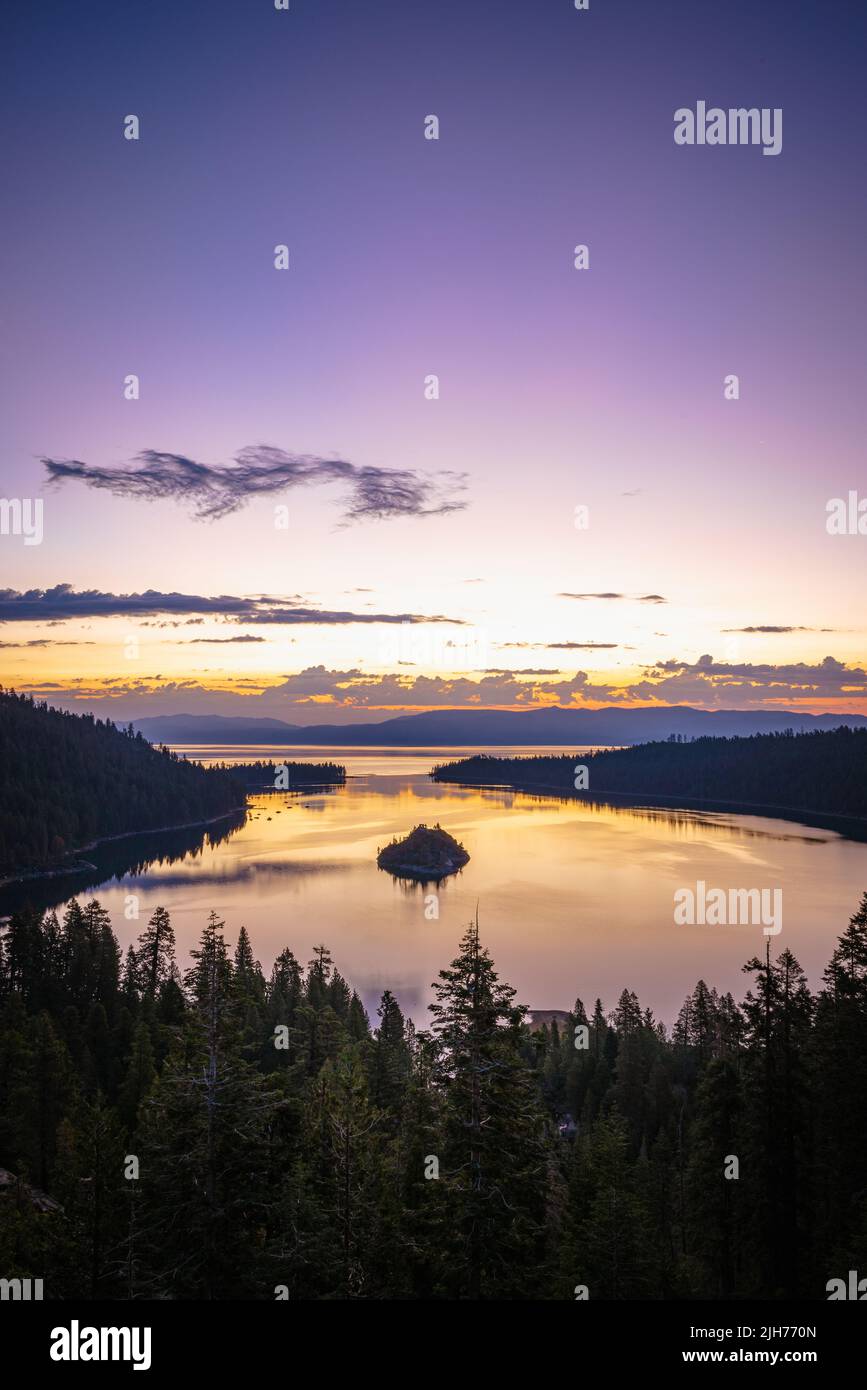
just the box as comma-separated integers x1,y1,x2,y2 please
8,745,867,1028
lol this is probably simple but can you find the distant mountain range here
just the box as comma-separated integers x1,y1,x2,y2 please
132,706,867,747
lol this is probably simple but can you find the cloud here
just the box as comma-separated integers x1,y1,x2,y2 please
0,585,465,627
42,444,468,524
498,641,618,650
15,650,867,723
183,635,266,644
17,666,621,720
242,666,618,711
256,656,867,715
244,606,462,626
558,592,667,604
721,625,838,634
0,638,95,648
627,654,867,705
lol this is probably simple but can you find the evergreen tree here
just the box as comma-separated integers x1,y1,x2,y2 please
429,918,550,1298
136,906,175,996
118,1020,156,1131
371,990,409,1119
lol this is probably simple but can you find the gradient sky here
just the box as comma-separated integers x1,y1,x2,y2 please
2,0,866,723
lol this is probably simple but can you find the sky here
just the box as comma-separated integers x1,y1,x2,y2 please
2,0,866,725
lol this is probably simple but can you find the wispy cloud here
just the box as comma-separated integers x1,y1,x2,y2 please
558,592,667,604
183,635,266,644
721,625,838,634
0,638,95,649
497,641,619,650
42,444,468,524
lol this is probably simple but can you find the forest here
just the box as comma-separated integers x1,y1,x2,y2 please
431,727,867,820
0,689,246,877
227,760,346,789
1,892,866,1300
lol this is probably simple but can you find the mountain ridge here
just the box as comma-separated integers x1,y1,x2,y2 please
132,705,867,746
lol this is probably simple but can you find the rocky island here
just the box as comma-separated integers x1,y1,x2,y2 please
376,823,469,882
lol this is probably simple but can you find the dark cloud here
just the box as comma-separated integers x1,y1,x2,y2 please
183,635,266,644
246,606,463,626
42,444,467,524
0,638,95,649
558,592,667,604
722,625,838,634
0,585,465,627
629,654,867,704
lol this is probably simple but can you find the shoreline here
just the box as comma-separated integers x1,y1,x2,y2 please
430,775,867,841
0,804,248,890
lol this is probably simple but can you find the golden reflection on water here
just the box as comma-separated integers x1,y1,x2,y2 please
81,753,867,1030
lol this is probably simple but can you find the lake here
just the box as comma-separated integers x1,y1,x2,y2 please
6,745,866,1028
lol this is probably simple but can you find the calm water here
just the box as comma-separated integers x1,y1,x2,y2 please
10,746,867,1028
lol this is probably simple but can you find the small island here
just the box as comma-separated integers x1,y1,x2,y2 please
377,823,469,882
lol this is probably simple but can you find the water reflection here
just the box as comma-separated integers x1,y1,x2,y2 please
2,758,865,1030
0,812,246,916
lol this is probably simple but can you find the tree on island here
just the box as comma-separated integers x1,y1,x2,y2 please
377,823,469,880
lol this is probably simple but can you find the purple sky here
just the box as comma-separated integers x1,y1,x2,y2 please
2,0,866,722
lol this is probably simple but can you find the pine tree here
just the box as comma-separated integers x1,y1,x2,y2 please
135,906,175,996
139,915,285,1298
371,990,409,1119
685,1058,744,1296
813,893,867,1276
53,1094,128,1297
564,1113,653,1298
429,918,550,1298
118,1020,156,1131
347,991,370,1041
300,1044,382,1297
740,945,814,1295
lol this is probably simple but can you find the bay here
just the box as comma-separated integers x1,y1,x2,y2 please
5,744,865,1028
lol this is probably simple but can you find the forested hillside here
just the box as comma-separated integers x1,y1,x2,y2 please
1,895,865,1299
0,689,245,876
432,727,867,819
228,760,346,789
